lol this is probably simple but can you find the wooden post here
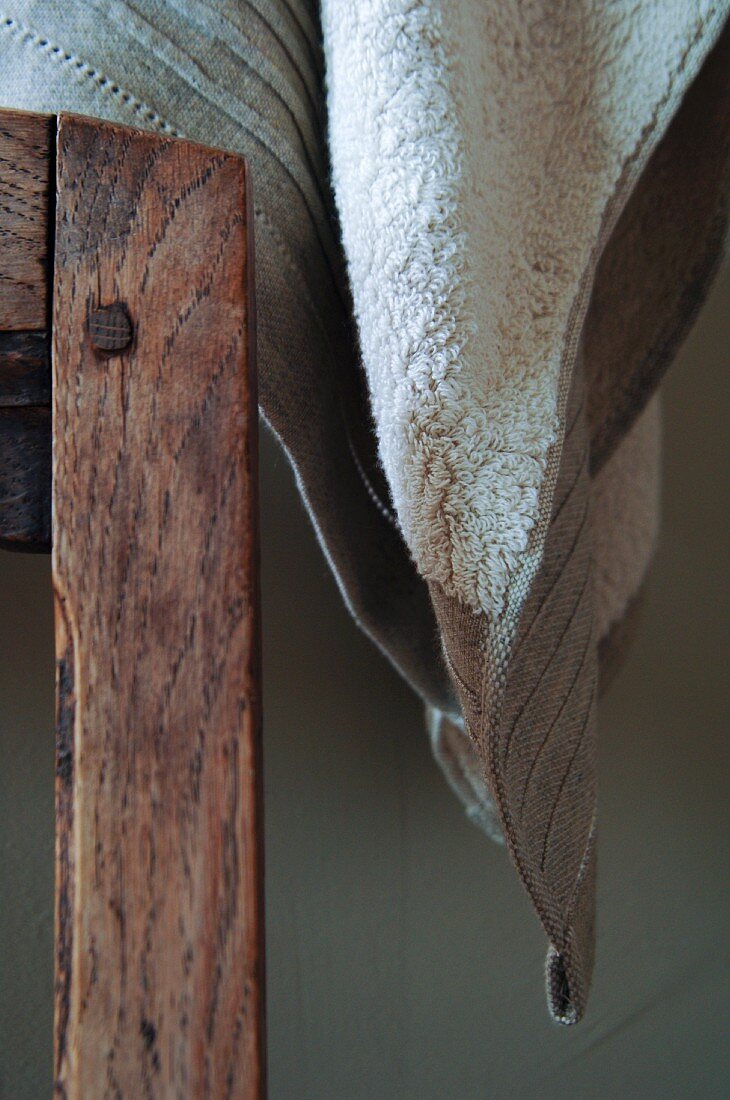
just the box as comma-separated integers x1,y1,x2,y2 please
3,107,265,1097
51,113,265,1099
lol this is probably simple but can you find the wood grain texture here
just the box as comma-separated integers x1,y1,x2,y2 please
0,328,53,550
0,109,53,551
0,404,51,551
0,323,52,547
0,109,53,330
52,114,264,1099
0,330,51,405
0,326,52,553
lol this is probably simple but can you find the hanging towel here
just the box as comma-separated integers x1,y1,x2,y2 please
1,0,727,1022
321,0,729,1022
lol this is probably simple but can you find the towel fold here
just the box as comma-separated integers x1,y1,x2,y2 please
2,0,727,1022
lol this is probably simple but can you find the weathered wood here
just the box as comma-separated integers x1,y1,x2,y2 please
0,330,51,405
0,109,53,551
53,114,265,1099
0,109,53,330
0,404,51,552
0,318,51,554
0,327,52,550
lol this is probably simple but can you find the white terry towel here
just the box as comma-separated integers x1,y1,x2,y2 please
322,0,728,1020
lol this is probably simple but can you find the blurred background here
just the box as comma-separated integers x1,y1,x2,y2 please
1,266,728,1098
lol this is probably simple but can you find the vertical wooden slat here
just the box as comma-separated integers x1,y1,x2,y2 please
0,404,51,551
52,115,265,1098
0,108,53,551
0,108,53,330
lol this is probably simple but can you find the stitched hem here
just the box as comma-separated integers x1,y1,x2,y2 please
0,12,178,134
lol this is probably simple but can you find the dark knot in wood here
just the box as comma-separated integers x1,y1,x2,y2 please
88,303,133,352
